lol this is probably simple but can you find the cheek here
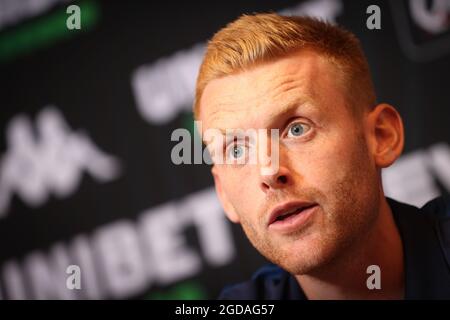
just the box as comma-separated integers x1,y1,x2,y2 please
219,166,260,212
289,126,372,197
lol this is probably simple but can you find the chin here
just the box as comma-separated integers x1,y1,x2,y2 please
281,252,329,275
268,235,342,275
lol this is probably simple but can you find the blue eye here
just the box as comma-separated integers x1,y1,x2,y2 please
287,122,310,137
228,144,244,159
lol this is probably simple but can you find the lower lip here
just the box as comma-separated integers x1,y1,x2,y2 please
268,205,318,234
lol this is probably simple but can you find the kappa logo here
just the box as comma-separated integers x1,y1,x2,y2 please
390,0,450,61
0,106,121,218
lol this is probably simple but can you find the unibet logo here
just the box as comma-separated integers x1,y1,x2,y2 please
0,106,121,218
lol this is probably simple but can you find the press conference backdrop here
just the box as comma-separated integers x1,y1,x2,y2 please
0,0,449,300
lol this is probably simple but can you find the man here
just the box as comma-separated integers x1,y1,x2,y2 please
193,13,450,299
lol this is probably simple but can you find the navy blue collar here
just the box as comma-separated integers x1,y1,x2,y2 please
389,198,450,299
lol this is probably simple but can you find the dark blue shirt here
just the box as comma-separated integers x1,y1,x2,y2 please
219,196,450,299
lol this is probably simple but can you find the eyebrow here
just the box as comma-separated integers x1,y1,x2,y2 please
211,95,315,139
267,96,313,120
217,128,257,142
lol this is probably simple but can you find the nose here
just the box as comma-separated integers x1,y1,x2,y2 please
259,165,292,193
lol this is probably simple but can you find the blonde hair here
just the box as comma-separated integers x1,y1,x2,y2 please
194,13,376,119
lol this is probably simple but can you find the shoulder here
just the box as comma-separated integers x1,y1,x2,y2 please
420,194,450,219
401,195,450,271
388,195,450,225
421,195,450,249
388,195,450,242
218,264,292,300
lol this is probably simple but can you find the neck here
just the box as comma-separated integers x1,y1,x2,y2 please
295,196,404,300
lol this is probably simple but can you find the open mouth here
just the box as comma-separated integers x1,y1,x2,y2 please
273,204,316,223
267,201,318,228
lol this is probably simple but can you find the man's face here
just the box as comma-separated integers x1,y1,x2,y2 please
199,50,381,275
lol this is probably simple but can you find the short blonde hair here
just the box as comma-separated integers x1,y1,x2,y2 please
194,13,376,119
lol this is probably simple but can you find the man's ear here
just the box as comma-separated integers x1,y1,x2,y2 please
366,103,404,168
211,165,240,223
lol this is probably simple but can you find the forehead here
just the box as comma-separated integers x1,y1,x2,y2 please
199,49,343,130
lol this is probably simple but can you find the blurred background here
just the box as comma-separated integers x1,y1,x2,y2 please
0,0,449,299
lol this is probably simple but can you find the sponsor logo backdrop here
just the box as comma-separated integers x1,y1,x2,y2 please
0,0,449,299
